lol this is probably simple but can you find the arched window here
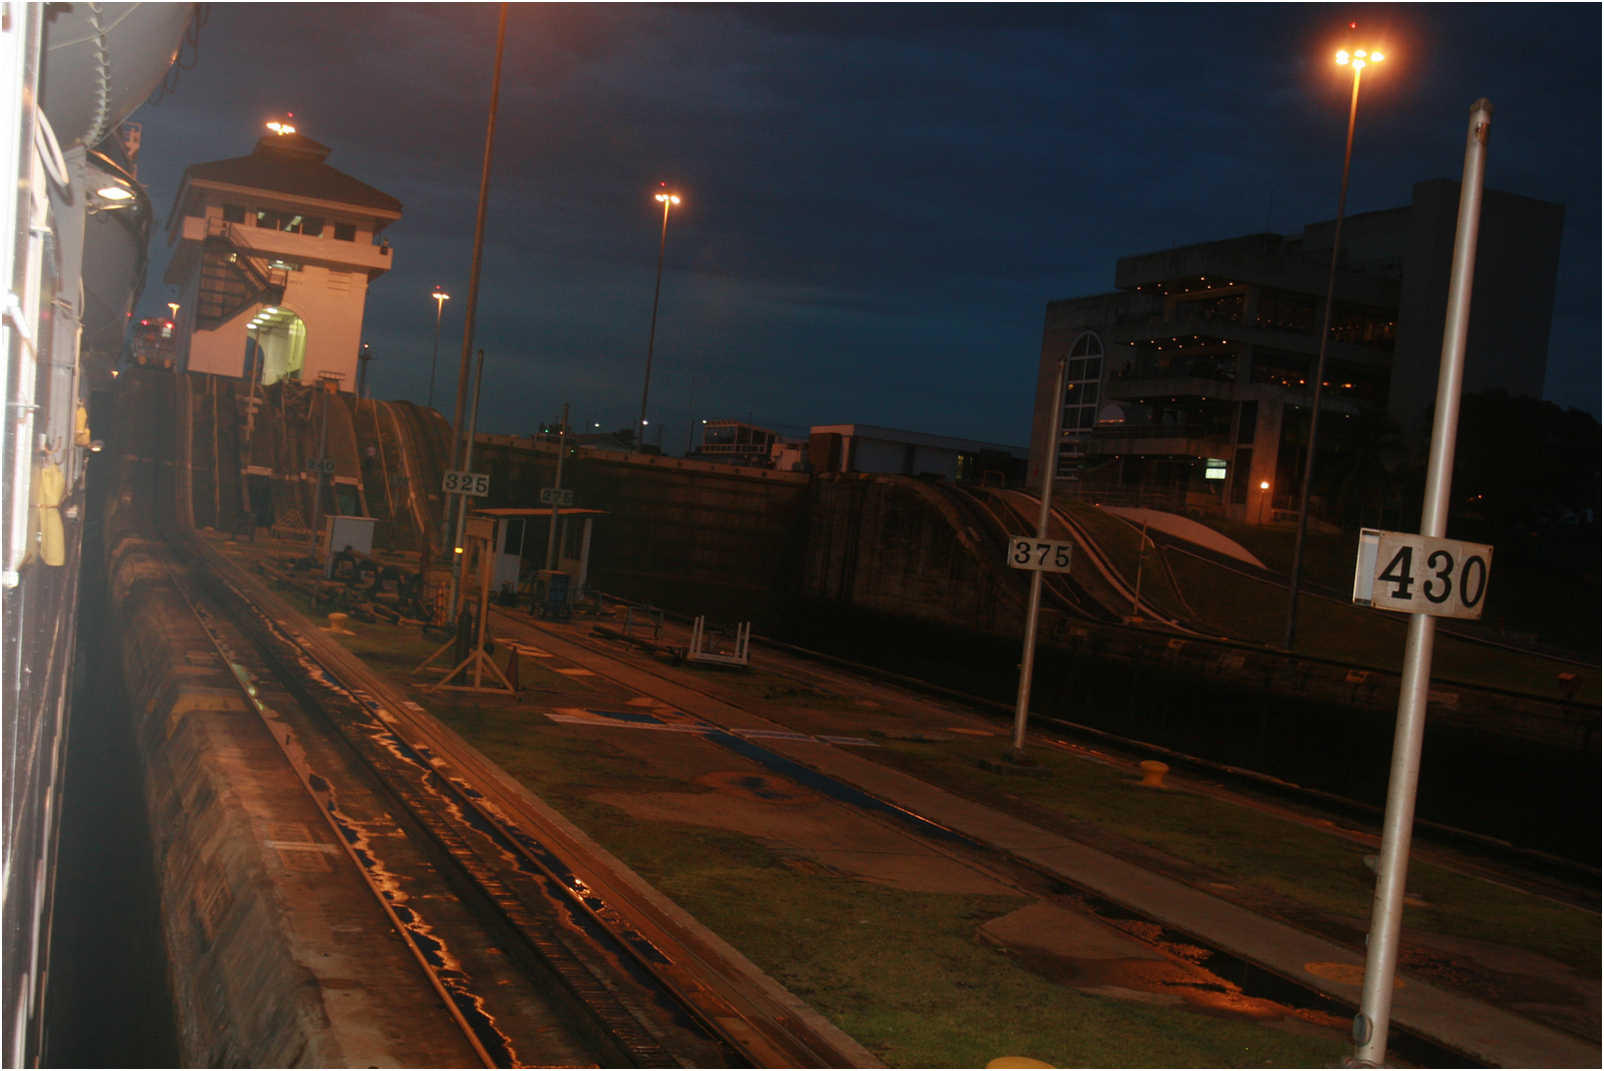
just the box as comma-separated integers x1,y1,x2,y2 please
246,305,308,385
1057,331,1103,476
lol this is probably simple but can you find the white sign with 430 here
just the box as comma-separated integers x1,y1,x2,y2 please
1352,528,1493,620
442,470,490,496
1007,538,1074,574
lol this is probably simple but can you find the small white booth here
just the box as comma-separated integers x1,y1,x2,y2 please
319,514,376,577
470,506,607,604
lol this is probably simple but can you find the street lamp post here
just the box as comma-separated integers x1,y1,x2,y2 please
442,2,507,574
637,185,681,446
1283,37,1384,651
427,285,450,411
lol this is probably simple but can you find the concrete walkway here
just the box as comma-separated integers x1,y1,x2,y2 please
511,614,1599,1069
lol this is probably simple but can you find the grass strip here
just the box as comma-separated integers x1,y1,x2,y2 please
429,703,1349,1068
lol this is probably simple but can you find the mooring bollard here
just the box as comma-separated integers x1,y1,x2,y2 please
504,643,520,690
1138,759,1170,788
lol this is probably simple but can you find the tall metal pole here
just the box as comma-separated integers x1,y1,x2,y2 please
686,376,696,456
1352,98,1491,1068
428,289,448,411
637,195,672,446
444,3,507,557
310,381,330,544
447,348,487,620
1130,522,1148,621
1010,356,1067,758
544,402,568,572
1285,60,1365,651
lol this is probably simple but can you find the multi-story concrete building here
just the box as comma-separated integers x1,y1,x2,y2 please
1029,180,1563,524
163,123,401,390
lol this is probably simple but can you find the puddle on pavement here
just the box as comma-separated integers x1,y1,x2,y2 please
698,771,813,803
1026,890,1490,1067
1004,947,1334,1025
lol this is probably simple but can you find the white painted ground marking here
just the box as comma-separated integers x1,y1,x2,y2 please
540,709,876,747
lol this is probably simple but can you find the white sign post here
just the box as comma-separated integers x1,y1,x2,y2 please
442,470,491,497
1353,98,1492,1067
539,487,575,508
1009,356,1067,759
1006,538,1074,574
1352,530,1493,620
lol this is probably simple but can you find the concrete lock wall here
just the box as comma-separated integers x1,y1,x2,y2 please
104,519,345,1066
803,475,1023,636
472,438,812,624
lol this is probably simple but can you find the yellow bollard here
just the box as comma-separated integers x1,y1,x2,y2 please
325,612,355,635
1138,759,1170,788
33,461,66,567
987,1059,1054,1069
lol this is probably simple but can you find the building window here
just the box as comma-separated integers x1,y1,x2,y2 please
255,209,324,235
333,222,356,242
222,203,246,223
1057,331,1104,477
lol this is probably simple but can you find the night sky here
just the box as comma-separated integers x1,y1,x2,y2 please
126,3,1601,452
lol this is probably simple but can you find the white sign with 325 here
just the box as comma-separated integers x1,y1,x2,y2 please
442,470,490,496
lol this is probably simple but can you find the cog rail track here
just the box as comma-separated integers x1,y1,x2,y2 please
166,535,872,1068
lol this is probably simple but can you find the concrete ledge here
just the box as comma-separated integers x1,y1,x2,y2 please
108,537,345,1067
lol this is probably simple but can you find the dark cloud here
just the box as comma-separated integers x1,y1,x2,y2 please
130,3,1600,451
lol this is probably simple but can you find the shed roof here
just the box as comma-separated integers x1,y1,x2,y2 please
471,508,609,518
178,132,402,218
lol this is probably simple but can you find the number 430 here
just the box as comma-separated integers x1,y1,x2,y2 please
1377,544,1490,609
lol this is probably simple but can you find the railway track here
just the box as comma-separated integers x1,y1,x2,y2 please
122,364,875,1067
176,533,889,1067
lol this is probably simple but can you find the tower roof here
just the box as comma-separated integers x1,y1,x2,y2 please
178,131,402,218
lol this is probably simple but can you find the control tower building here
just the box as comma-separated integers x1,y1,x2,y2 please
163,121,401,391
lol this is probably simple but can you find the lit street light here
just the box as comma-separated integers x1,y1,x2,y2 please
427,285,450,411
1284,31,1384,651
637,184,681,446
